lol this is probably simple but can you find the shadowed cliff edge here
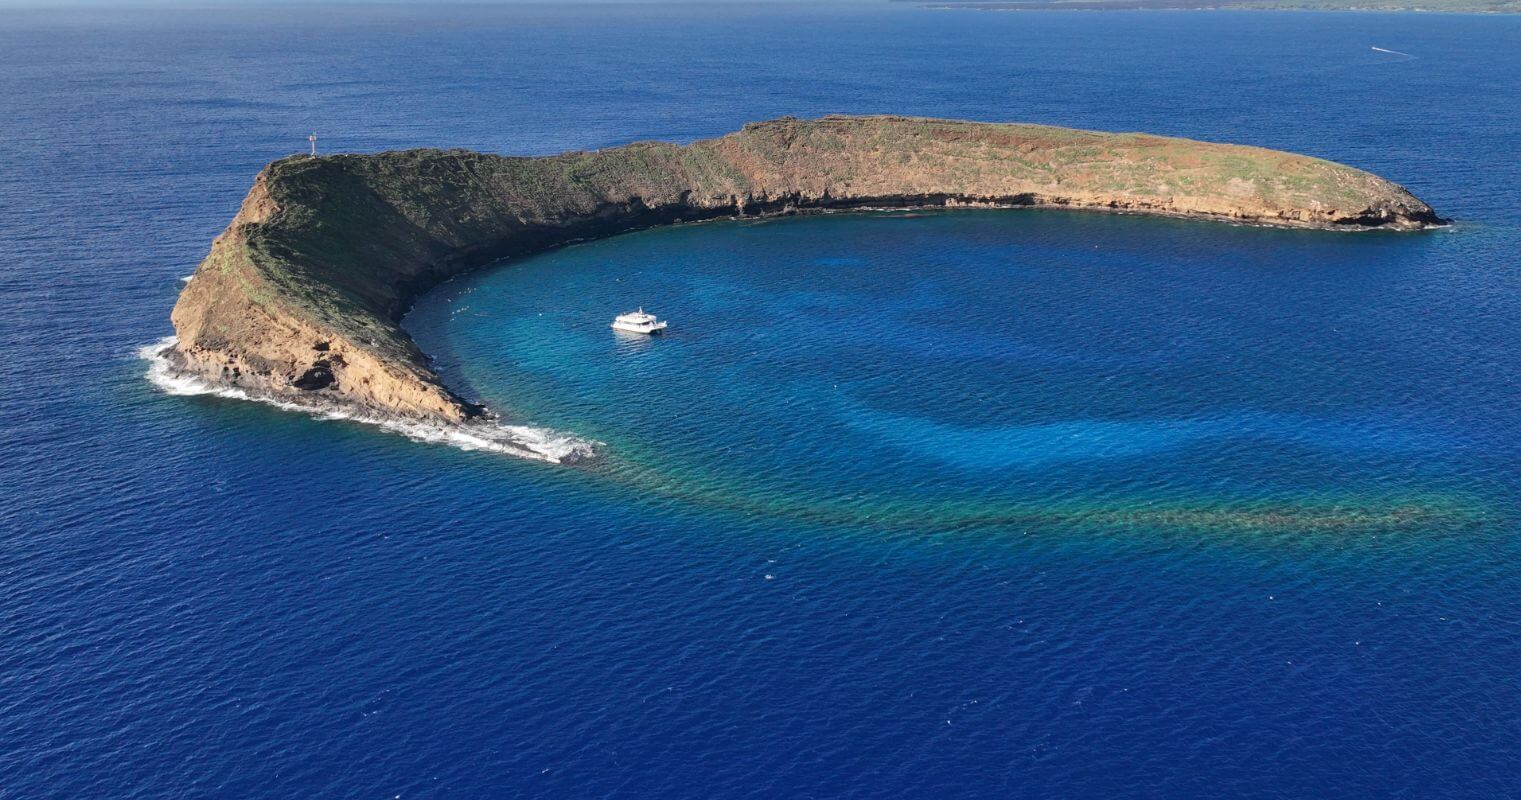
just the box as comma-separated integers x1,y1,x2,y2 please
158,115,1443,462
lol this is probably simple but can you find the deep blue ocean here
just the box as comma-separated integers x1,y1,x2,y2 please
3,3,1521,797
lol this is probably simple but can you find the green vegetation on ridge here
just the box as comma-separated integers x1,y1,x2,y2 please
168,115,1441,427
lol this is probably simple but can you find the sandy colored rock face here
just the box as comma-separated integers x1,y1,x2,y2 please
165,115,1443,429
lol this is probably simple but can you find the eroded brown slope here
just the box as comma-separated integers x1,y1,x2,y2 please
164,116,1442,442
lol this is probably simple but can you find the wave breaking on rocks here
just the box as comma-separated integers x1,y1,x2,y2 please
141,337,599,464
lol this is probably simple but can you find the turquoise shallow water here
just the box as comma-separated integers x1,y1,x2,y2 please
4,4,1521,797
409,210,1510,534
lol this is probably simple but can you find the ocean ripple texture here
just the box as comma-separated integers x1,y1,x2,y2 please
2,4,1520,798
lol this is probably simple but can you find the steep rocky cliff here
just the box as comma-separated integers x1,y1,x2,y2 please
163,115,1442,446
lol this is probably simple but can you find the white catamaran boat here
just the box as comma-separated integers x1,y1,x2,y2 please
611,307,668,335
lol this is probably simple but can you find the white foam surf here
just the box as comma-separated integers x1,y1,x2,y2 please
139,336,599,464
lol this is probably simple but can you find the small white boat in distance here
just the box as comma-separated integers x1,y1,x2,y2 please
611,307,668,335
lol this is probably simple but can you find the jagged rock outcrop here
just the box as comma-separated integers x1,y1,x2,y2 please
164,115,1443,434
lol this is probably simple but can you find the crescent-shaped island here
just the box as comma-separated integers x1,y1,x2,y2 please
157,115,1443,461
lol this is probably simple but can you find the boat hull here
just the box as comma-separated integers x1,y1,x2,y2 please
611,322,667,335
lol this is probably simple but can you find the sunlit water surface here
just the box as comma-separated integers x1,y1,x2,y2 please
3,5,1520,797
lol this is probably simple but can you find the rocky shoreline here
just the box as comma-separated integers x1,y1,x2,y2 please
160,115,1443,460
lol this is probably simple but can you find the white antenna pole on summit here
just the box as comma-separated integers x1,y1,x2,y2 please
309,133,318,157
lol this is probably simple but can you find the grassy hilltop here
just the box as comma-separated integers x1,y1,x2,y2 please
166,115,1440,442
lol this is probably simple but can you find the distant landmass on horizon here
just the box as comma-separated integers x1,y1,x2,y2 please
906,0,1520,12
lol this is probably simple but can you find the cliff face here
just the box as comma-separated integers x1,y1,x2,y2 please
165,115,1443,437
